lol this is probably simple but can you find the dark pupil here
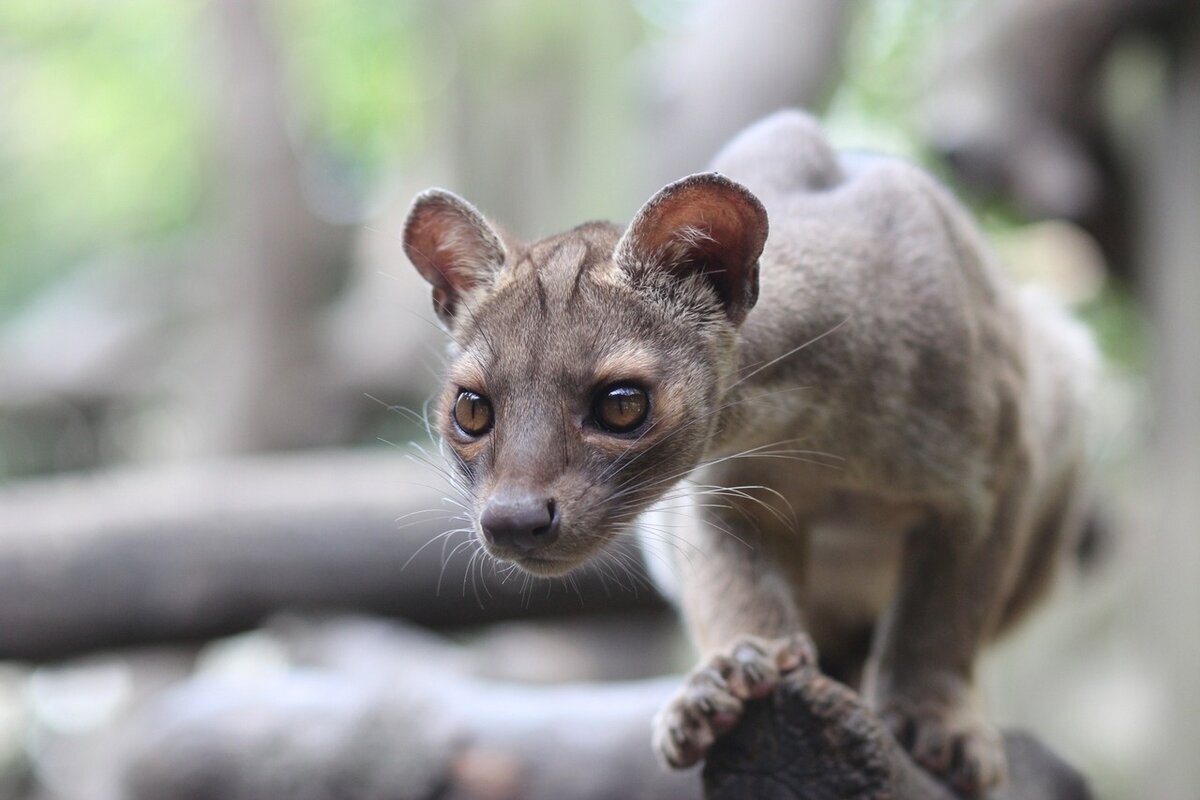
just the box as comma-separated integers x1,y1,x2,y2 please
599,387,647,432
455,392,492,434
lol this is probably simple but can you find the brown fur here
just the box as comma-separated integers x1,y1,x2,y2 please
402,111,1098,796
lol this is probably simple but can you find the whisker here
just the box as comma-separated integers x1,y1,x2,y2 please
728,316,850,390
645,382,828,469
363,393,430,430
593,384,820,490
611,441,843,507
395,513,469,533
437,538,474,597
400,526,472,572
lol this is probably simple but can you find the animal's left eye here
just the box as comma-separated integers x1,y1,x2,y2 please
592,384,650,434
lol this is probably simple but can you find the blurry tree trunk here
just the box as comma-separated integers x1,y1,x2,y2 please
189,0,352,454
923,0,1196,285
437,0,643,237
432,0,853,241
1137,9,1200,797
0,451,662,662
639,0,852,195
0,0,855,475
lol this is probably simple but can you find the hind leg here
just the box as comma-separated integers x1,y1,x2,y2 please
863,487,1027,797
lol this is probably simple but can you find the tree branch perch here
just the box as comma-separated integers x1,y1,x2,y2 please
705,667,1093,800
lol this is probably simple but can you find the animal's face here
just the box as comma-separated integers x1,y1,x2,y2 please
403,174,767,576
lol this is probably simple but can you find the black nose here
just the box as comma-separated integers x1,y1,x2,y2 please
480,494,560,553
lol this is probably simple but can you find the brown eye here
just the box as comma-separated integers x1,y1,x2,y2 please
592,384,649,434
453,390,493,437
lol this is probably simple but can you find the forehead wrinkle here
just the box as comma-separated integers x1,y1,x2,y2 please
537,238,589,308
458,237,681,400
466,287,548,388
486,247,538,296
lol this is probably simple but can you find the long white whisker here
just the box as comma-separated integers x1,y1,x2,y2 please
437,539,474,596
727,316,850,391
400,527,472,572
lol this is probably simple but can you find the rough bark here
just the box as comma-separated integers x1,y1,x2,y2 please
704,669,1092,800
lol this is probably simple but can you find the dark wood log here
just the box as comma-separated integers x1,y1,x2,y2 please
0,451,662,662
704,667,1093,800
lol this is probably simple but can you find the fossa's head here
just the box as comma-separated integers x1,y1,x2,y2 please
403,174,767,576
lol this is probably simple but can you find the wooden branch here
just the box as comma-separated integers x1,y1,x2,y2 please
704,667,1093,800
0,451,662,662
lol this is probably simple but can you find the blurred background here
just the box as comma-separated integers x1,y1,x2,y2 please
0,0,1196,798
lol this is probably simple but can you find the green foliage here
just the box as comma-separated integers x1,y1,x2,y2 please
0,0,984,315
1078,285,1146,371
826,0,974,161
271,0,427,175
0,0,435,316
0,0,204,312
0,0,1144,380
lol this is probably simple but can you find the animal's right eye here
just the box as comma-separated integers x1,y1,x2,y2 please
592,384,650,434
453,390,494,437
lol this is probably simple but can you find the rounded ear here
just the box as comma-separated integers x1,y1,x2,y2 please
403,189,506,324
614,173,768,325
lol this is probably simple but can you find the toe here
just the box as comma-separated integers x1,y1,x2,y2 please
950,727,1007,797
685,669,744,732
911,721,955,775
727,640,780,699
653,665,745,768
654,704,710,768
774,632,817,671
654,634,817,770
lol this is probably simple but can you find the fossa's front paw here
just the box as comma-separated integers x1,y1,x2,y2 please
652,633,815,769
876,676,1007,797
